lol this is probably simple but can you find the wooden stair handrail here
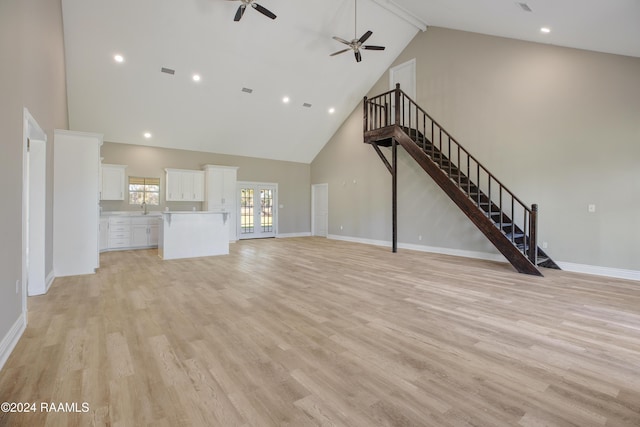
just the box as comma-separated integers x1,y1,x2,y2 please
367,85,532,214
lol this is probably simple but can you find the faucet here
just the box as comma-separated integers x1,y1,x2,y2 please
141,201,148,215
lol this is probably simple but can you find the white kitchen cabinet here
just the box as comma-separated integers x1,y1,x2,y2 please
148,221,159,246
99,217,109,252
53,130,101,277
131,223,149,247
165,169,183,201
108,216,131,248
203,165,238,241
101,164,127,200
131,216,160,248
102,214,160,250
165,169,204,202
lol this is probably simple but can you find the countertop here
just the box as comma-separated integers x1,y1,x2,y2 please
161,211,226,215
101,211,162,217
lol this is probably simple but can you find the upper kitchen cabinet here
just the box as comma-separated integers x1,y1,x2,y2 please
101,164,127,200
203,165,239,241
165,168,205,202
203,165,238,211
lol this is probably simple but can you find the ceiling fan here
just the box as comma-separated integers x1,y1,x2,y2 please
226,0,277,22
330,0,385,62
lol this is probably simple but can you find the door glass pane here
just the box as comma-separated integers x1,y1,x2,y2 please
241,188,254,234
260,189,273,232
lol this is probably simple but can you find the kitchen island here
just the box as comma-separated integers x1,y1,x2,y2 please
158,211,229,260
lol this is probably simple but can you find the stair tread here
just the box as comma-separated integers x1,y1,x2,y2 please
505,232,525,239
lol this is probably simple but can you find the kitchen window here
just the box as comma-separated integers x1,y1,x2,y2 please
129,176,160,205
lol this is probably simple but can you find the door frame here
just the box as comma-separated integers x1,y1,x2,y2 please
22,108,48,306
389,58,416,97
236,181,278,239
311,183,328,237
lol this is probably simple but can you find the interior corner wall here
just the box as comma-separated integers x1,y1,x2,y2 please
311,27,640,272
99,142,311,235
0,0,68,353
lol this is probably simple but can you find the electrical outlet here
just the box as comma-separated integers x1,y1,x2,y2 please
542,241,548,249
340,225,343,230
588,204,596,213
418,235,423,241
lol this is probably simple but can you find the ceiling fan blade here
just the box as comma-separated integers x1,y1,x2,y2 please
354,50,362,62
363,45,385,51
234,4,246,21
252,3,277,19
330,48,350,57
332,36,351,46
358,30,373,44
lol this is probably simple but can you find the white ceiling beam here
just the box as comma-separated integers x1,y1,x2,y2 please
370,0,427,31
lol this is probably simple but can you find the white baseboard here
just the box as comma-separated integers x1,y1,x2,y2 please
276,232,312,238
328,234,506,263
557,262,640,282
45,270,55,293
0,312,26,372
327,234,640,282
399,241,507,263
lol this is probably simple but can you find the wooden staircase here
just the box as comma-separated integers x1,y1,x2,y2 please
364,84,559,276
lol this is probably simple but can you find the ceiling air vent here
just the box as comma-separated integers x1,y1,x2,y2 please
241,87,253,94
302,103,312,108
160,67,175,75
517,2,532,12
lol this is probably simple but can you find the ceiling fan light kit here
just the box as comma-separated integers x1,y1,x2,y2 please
227,0,277,22
330,0,386,62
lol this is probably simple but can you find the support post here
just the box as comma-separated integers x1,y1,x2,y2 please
529,204,538,264
394,83,401,126
363,96,368,136
392,138,398,253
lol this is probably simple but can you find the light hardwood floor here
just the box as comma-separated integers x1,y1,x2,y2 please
1,237,639,427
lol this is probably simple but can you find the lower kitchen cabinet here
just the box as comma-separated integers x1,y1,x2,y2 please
131,217,160,248
99,217,109,251
101,214,160,252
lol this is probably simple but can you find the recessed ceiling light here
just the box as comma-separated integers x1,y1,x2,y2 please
328,107,336,114
540,27,551,34
143,132,152,139
114,54,124,63
192,74,201,82
283,96,290,104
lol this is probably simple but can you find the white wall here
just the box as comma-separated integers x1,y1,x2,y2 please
0,0,68,367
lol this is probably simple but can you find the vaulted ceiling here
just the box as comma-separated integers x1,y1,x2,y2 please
61,0,640,163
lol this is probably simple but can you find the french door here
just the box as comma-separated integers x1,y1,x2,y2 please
237,182,277,239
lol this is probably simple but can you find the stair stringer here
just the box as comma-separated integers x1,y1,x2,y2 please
387,126,543,276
